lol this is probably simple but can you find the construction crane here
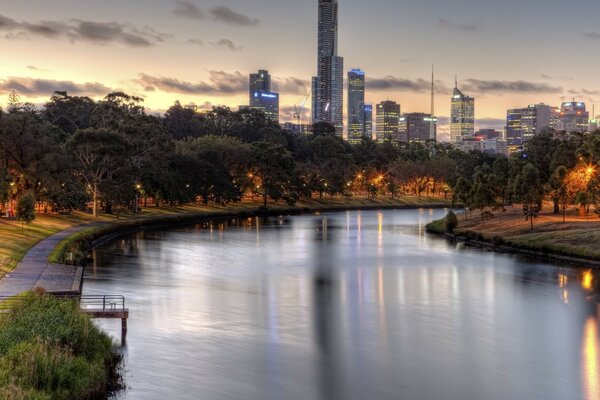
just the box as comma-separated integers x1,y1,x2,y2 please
293,89,311,130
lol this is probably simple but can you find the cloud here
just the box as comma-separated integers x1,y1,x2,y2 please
0,77,111,97
210,38,242,51
541,73,573,81
583,32,600,40
438,18,481,32
210,6,259,27
173,1,205,19
461,79,562,94
273,77,310,95
0,14,170,47
187,38,204,46
135,71,246,95
367,76,450,94
172,2,259,26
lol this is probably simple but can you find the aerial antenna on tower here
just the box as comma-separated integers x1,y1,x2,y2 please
430,64,436,140
455,74,458,89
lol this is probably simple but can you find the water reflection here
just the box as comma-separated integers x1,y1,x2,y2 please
84,210,600,400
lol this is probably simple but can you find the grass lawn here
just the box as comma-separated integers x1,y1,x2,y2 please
0,196,450,277
446,205,600,260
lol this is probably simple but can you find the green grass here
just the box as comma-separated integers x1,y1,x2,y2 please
0,292,119,399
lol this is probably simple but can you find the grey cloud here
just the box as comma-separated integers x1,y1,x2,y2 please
583,32,600,40
187,38,204,46
541,73,573,81
0,14,170,47
210,6,259,26
172,2,259,26
367,76,450,94
462,79,562,94
273,77,310,95
136,71,246,95
210,38,242,51
438,18,481,32
0,77,111,96
173,1,206,19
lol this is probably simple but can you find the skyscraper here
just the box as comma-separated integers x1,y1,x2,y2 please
376,101,400,143
347,68,365,144
556,101,589,133
364,104,373,140
505,104,551,153
249,70,271,104
450,79,475,142
312,0,344,136
249,70,279,123
399,113,437,143
251,91,280,123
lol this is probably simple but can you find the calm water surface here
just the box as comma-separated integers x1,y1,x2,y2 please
84,209,600,400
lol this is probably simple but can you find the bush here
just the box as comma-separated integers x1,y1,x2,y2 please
0,292,119,399
445,211,458,233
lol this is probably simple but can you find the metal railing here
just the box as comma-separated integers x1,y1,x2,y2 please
0,294,127,313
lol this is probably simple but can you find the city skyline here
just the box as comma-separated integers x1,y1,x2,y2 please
2,0,600,140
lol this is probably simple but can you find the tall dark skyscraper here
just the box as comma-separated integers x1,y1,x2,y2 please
347,68,365,144
249,70,271,104
312,0,344,136
249,70,279,123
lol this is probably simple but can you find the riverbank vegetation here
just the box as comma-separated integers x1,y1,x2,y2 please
0,291,119,399
0,90,481,220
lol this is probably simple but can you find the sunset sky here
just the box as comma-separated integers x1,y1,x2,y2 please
2,0,600,140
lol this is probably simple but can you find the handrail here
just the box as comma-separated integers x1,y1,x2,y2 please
0,294,127,312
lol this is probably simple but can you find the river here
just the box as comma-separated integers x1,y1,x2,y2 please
83,208,600,400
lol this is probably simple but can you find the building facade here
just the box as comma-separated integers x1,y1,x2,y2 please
506,104,552,153
251,91,279,123
450,84,475,142
399,113,437,143
312,0,344,136
364,104,373,141
376,101,400,143
347,68,366,144
556,101,589,133
249,70,272,105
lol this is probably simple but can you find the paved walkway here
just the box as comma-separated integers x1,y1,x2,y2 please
0,223,102,297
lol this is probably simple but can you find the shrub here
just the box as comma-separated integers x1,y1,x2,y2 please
0,292,119,399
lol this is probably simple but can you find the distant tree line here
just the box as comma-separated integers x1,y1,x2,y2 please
1,90,599,222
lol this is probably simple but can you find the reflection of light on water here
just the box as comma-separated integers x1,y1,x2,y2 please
559,273,568,288
582,317,600,400
377,212,383,256
582,270,594,292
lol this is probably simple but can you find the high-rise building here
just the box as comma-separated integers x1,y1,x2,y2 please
399,113,437,143
250,91,279,123
556,101,589,133
376,101,401,143
450,81,475,142
249,70,271,104
312,0,344,136
364,104,373,141
506,104,552,153
347,68,366,144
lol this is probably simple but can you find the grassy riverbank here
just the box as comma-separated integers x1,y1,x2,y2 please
0,291,119,399
427,206,600,261
1,196,450,274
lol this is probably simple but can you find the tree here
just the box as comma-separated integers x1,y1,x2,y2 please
16,192,36,231
550,166,569,222
452,176,472,218
67,129,128,217
575,192,589,217
514,164,543,230
251,141,295,206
